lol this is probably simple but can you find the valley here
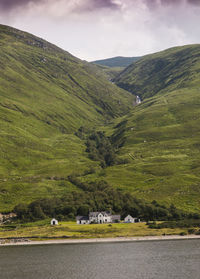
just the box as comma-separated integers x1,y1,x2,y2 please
0,24,200,217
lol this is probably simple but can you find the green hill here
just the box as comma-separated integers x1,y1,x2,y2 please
90,64,124,80
1,25,200,216
114,45,200,99
97,45,200,213
92,56,141,68
0,25,133,211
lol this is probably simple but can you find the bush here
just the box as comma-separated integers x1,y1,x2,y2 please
67,213,75,220
180,232,187,236
85,132,118,167
188,229,196,234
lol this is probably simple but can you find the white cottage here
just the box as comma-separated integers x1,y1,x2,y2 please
51,218,58,225
124,215,139,223
89,212,112,224
76,216,90,225
76,211,121,224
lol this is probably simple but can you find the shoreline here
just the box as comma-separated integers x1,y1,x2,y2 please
1,234,200,246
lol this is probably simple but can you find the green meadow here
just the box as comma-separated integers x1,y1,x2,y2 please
0,221,189,239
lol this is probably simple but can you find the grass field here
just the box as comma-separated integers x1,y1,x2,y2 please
0,220,190,239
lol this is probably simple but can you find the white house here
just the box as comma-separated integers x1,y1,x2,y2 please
89,212,112,224
124,215,139,223
76,211,121,224
76,216,90,225
51,218,58,225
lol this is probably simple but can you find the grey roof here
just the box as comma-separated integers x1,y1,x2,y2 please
125,215,134,219
125,215,138,220
111,215,121,220
76,216,89,221
89,211,111,217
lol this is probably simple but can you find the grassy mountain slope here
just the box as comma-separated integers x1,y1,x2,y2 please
92,45,200,213
1,25,200,215
115,45,200,99
0,25,133,211
92,56,141,68
90,64,124,80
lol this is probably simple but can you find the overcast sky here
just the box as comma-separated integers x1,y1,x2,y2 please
0,0,200,61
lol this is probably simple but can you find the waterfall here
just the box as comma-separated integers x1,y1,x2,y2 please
136,95,141,104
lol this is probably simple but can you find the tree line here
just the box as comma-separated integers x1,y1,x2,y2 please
14,178,199,222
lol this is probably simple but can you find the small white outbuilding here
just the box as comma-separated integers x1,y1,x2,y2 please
51,218,58,225
124,215,138,223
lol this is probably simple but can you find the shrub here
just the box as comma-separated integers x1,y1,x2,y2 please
188,229,196,234
179,232,187,236
85,131,118,167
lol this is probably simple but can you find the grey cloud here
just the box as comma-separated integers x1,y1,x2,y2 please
0,0,199,13
188,0,200,5
70,0,120,14
92,0,120,9
78,0,121,13
166,0,200,5
0,0,120,12
0,0,42,10
145,0,200,8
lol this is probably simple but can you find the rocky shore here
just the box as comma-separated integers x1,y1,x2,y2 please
1,234,200,246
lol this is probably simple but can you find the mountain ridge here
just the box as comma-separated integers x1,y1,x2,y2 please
114,44,200,99
92,56,141,68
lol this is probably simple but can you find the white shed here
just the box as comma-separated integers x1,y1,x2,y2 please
76,216,90,225
51,218,58,225
124,215,137,223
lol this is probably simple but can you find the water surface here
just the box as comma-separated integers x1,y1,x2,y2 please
0,239,199,279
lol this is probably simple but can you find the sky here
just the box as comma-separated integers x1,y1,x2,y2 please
0,0,200,61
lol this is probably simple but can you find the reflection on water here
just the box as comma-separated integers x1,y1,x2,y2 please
0,239,200,279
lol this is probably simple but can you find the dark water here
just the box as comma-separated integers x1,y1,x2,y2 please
0,239,200,279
